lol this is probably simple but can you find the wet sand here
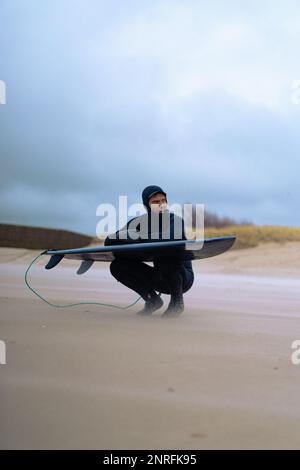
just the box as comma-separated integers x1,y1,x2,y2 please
1,243,300,449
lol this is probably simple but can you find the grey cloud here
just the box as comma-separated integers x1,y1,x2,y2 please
1,0,300,234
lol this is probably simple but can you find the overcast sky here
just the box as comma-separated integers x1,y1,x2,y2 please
1,0,300,235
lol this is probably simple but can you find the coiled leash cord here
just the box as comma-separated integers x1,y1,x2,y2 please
24,252,142,309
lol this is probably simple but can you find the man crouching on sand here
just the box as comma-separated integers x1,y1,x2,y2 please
104,185,194,317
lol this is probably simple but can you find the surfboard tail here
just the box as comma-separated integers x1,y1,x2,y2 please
45,254,64,270
76,260,94,275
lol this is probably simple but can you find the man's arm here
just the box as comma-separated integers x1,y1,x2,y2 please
158,213,186,242
104,217,141,246
104,213,187,246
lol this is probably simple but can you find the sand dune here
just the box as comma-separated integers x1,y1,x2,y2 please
1,243,300,449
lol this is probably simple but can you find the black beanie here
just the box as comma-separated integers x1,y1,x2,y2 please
142,185,167,211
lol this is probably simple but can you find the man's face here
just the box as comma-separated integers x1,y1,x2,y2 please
148,193,168,214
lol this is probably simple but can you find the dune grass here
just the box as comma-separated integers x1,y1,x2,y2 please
94,225,300,250
188,225,300,249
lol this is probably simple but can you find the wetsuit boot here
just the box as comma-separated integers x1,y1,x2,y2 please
136,291,164,316
161,291,184,317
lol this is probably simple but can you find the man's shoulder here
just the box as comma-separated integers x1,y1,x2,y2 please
169,212,185,226
127,213,148,229
170,212,183,220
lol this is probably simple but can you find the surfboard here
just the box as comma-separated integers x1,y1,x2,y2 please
44,236,236,274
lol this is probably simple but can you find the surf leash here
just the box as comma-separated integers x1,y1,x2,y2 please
24,252,142,310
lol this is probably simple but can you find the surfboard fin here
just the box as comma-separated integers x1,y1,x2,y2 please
76,260,94,275
45,254,64,270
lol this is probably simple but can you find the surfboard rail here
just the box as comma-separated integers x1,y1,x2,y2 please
44,236,236,273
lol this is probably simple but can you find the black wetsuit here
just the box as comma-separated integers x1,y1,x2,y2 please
104,206,194,301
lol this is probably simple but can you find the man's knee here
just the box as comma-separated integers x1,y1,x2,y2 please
182,274,194,293
109,259,128,279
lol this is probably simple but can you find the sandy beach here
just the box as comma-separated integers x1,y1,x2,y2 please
1,243,300,449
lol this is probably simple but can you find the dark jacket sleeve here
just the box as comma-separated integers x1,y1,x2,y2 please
104,217,141,246
162,213,186,241
104,212,187,245
153,213,194,274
